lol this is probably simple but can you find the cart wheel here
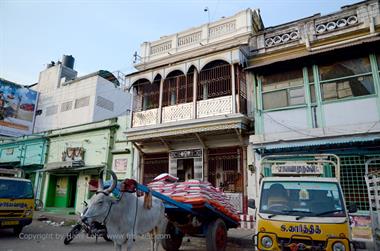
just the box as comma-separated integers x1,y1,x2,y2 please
161,221,183,251
206,219,227,251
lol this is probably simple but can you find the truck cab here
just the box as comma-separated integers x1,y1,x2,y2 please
250,154,357,251
0,169,34,235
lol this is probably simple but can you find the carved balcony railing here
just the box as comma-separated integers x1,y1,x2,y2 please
136,9,255,65
132,108,158,127
197,96,232,118
162,103,193,123
131,96,236,128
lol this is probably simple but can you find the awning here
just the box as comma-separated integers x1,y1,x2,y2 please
41,165,104,173
255,134,380,153
0,161,20,168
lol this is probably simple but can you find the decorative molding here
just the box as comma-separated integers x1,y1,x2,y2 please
264,30,300,48
197,96,233,118
178,31,202,47
132,108,158,127
208,20,236,38
150,41,172,55
315,15,358,34
162,103,193,123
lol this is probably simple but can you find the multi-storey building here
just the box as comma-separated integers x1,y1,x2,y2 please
247,0,380,217
33,55,131,132
126,9,263,213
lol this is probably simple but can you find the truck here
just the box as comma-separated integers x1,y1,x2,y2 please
0,168,34,235
249,154,357,251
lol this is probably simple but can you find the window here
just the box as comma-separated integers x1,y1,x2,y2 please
96,96,114,111
261,69,305,110
133,79,160,111
319,56,374,101
74,96,90,109
61,101,72,112
198,61,231,100
46,105,58,116
377,54,380,71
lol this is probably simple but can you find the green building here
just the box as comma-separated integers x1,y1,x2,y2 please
0,135,48,198
41,116,133,214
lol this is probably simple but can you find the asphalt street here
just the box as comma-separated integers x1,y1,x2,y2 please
0,220,252,251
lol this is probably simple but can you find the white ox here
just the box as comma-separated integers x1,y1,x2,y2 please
82,170,166,251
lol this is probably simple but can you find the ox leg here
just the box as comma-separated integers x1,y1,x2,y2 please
126,238,134,251
114,242,122,251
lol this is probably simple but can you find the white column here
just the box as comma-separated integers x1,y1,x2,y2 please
231,64,237,113
158,78,164,124
192,70,197,119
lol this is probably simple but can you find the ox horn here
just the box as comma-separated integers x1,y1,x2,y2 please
99,169,117,194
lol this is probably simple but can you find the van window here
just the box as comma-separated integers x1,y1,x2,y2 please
0,180,34,199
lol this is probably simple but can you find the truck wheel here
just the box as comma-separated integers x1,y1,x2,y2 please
206,219,227,251
161,221,183,251
13,226,23,236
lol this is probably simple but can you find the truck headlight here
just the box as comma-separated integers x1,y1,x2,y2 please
333,242,346,251
261,236,273,248
24,209,33,216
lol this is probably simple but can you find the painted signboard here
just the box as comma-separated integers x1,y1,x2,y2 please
0,78,39,137
272,161,323,175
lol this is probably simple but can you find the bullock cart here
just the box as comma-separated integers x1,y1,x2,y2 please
134,182,240,251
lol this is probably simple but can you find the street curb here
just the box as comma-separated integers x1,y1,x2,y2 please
34,212,78,226
228,235,253,248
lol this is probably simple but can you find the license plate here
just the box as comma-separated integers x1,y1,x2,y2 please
1,220,19,226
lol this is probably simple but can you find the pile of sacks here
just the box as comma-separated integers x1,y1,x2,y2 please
147,173,240,222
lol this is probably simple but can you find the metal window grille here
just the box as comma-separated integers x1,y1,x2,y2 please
46,105,58,116
340,155,380,211
61,101,72,112
198,64,231,100
74,96,90,109
96,96,114,111
143,153,169,184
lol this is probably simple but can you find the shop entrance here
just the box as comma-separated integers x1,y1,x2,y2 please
177,158,194,181
46,174,77,208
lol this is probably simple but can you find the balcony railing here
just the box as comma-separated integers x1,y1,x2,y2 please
136,9,255,65
132,96,234,128
162,102,193,123
132,108,158,127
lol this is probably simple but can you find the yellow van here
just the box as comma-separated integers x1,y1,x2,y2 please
0,176,34,235
251,177,356,251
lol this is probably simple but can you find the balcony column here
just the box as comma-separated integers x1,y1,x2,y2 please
231,64,237,113
193,70,197,119
158,78,164,124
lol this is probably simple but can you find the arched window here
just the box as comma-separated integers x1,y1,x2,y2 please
132,77,160,111
162,70,190,106
198,60,231,100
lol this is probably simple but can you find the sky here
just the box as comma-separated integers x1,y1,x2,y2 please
0,0,359,85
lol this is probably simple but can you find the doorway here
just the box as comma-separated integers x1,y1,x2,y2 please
177,158,194,182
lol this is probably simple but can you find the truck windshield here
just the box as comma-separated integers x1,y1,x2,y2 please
259,181,346,217
0,179,34,199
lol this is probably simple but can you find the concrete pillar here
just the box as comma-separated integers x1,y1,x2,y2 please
193,70,197,119
158,78,164,124
231,64,237,113
203,148,208,181
242,146,248,214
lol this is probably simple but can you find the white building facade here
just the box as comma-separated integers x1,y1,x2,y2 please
33,55,131,133
126,9,263,214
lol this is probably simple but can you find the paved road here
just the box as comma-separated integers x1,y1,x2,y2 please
0,220,251,251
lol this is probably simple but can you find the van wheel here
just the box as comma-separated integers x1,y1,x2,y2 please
13,226,23,236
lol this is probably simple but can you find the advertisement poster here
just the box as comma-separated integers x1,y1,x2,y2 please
350,214,373,241
0,78,39,137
